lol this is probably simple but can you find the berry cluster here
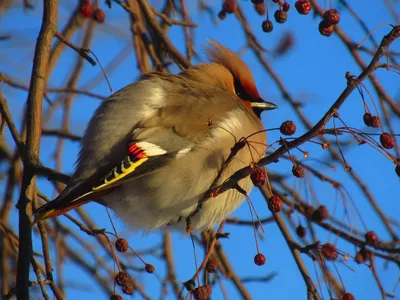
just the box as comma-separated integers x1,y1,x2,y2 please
79,0,106,23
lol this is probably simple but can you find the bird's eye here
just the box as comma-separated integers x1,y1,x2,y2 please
234,79,251,101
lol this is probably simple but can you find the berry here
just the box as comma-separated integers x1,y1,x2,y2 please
296,225,306,238
262,20,274,33
268,195,282,213
342,293,355,300
145,264,155,273
304,205,314,219
80,3,93,18
251,0,264,4
110,295,123,300
115,238,129,252
280,120,296,135
193,285,211,300
324,9,340,25
295,0,311,15
254,3,266,15
222,0,237,14
115,272,131,286
93,8,105,23
363,113,373,127
282,2,290,12
251,167,266,187
206,259,218,273
218,10,227,20
312,205,329,221
365,231,378,245
354,248,371,264
254,253,266,266
292,165,305,178
371,116,381,128
321,243,338,261
380,132,395,149
274,9,287,23
122,282,134,295
319,20,334,37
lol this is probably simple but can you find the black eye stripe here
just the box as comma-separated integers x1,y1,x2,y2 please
234,79,252,101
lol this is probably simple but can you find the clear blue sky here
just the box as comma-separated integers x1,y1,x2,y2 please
1,0,399,299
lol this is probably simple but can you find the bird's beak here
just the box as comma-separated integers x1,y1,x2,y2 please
251,98,278,111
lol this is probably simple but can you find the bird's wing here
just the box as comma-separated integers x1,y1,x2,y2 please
32,74,245,223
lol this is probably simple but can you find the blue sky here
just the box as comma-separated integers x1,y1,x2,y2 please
1,0,399,299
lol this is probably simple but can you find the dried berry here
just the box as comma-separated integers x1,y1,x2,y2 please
218,10,227,20
222,0,237,14
193,285,211,300
254,253,266,266
380,132,395,149
254,3,266,15
115,271,130,286
304,205,314,219
115,238,129,252
282,2,290,12
355,248,371,264
122,282,134,295
206,259,218,273
262,20,274,33
268,195,282,213
251,167,266,187
296,225,306,238
280,120,296,136
93,8,105,23
371,116,381,128
321,243,338,261
342,292,355,300
363,112,373,127
292,165,305,178
319,20,334,37
110,295,123,300
324,9,340,25
274,9,287,23
80,3,93,18
145,264,155,274
312,205,329,222
295,0,311,15
365,231,378,245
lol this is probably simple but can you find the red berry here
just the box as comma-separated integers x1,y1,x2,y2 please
145,264,155,273
355,248,371,264
292,165,305,178
268,195,282,213
380,132,395,149
115,272,130,286
295,0,311,15
365,231,378,245
122,282,134,295
262,20,274,33
193,285,211,300
274,9,287,23
296,225,306,238
254,253,266,266
312,205,329,221
254,3,266,15
222,0,237,14
342,293,355,300
319,20,334,37
93,8,105,23
324,9,340,25
363,113,373,126
115,238,129,252
282,2,290,12
371,116,381,128
79,3,93,18
250,167,266,187
110,295,123,300
280,120,296,135
206,259,218,273
321,243,338,261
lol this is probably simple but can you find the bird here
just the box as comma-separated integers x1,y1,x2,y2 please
32,41,277,231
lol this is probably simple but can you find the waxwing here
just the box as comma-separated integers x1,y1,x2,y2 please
33,41,277,231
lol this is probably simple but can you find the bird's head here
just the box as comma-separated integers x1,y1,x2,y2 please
201,41,277,117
